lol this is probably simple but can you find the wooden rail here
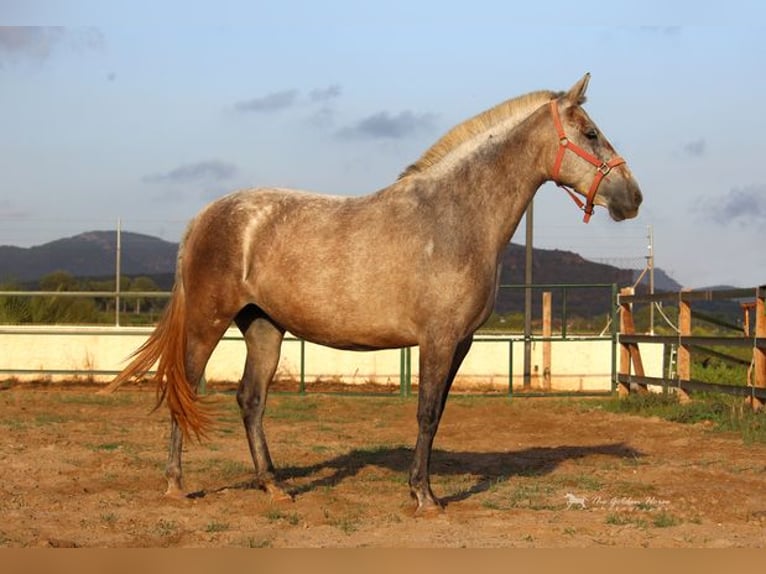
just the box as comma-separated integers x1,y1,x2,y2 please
617,286,766,411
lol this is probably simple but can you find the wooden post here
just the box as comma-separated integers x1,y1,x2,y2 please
748,289,765,412
542,291,552,391
618,287,647,397
741,302,754,337
618,287,633,397
677,294,692,403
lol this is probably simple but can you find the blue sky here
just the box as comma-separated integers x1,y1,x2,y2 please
1,2,765,288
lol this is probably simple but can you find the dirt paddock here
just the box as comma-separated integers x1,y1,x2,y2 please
1,382,765,548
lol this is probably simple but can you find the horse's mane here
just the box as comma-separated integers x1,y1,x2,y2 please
399,89,560,179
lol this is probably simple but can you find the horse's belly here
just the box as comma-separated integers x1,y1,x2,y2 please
258,295,418,350
281,317,418,351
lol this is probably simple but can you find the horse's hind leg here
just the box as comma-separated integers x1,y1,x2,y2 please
165,321,230,497
234,307,289,500
165,417,186,497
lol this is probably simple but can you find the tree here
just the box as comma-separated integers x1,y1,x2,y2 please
30,271,100,324
0,280,31,323
128,276,160,314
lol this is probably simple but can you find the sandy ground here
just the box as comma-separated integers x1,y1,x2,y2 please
1,382,765,548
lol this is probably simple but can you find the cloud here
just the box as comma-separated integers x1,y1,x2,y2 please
143,160,238,185
309,84,342,103
682,138,706,157
234,89,299,113
233,85,342,115
337,110,438,140
0,26,66,61
0,26,103,65
703,184,766,225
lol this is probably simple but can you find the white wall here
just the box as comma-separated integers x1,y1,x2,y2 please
0,326,664,392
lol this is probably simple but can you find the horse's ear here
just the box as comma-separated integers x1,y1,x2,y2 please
565,73,590,105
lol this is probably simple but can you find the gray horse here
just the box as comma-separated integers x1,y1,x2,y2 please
110,73,642,514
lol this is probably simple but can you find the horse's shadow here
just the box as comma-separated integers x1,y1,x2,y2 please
191,442,643,506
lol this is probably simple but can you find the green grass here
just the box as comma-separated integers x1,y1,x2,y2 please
606,513,649,528
326,514,360,534
152,519,178,537
599,393,766,443
267,397,320,421
652,511,681,528
100,513,118,525
264,509,301,526
481,479,558,511
93,442,123,451
193,458,251,480
58,392,137,406
552,473,603,491
33,413,68,425
205,521,230,533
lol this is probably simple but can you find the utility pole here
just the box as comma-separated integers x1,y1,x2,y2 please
647,225,655,335
523,201,533,389
115,218,122,327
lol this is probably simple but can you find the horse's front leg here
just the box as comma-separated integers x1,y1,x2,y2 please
164,416,185,497
409,336,473,514
409,389,444,513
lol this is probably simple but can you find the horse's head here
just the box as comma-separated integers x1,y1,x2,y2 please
549,73,642,222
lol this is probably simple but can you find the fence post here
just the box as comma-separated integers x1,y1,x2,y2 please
507,339,514,397
611,283,618,394
299,339,306,395
618,287,647,396
400,348,406,397
748,287,765,411
405,346,412,397
542,291,552,391
399,347,413,397
618,287,632,397
677,293,692,403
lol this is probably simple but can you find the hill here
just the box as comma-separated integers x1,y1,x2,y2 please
494,243,654,320
1,230,653,288
0,231,178,283
0,230,675,321
0,231,751,329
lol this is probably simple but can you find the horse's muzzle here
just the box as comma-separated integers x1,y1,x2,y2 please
606,179,642,221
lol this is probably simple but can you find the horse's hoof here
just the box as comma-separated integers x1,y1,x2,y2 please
265,483,294,503
413,500,445,517
164,485,187,499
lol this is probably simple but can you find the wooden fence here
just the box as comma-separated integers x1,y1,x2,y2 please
617,285,766,410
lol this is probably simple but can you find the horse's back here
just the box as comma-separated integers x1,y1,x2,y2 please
178,187,419,346
180,184,497,349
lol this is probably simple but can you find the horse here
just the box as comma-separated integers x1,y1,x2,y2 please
108,73,642,514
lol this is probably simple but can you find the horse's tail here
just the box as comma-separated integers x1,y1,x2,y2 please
105,278,210,440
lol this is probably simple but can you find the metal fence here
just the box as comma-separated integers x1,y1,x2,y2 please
0,283,620,396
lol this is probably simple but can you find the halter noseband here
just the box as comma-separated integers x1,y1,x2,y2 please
549,99,626,223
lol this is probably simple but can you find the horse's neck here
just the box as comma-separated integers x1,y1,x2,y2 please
425,108,552,254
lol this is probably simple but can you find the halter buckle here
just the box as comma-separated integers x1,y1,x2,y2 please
597,162,611,175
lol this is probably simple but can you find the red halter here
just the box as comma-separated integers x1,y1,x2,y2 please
549,100,626,223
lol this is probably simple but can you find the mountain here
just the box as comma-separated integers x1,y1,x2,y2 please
494,244,638,319
2,231,653,288
0,231,178,283
0,230,674,319
631,268,682,293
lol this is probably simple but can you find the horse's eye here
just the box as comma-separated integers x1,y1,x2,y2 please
585,128,598,140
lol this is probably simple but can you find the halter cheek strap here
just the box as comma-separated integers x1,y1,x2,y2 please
549,100,626,223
